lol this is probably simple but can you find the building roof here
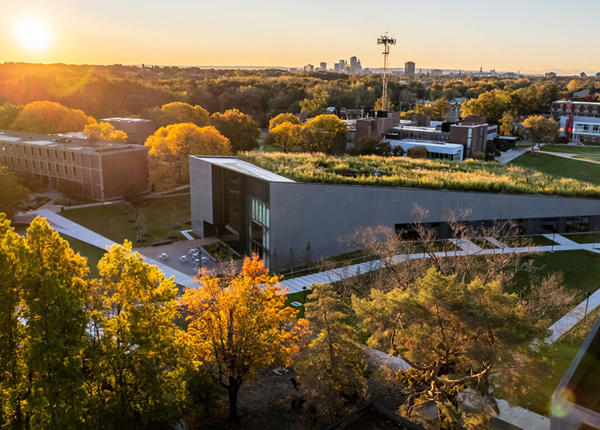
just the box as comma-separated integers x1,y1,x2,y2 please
388,139,464,155
192,156,295,183
101,117,154,123
0,130,147,155
554,100,600,106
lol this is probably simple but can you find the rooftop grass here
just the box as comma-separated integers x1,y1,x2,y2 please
240,152,600,198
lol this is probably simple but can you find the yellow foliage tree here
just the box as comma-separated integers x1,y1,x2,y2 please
153,102,210,127
84,121,128,143
300,114,348,153
181,256,309,421
145,123,231,190
269,121,302,152
268,113,300,131
211,108,260,153
10,101,94,134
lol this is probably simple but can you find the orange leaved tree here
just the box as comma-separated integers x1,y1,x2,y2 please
181,256,309,421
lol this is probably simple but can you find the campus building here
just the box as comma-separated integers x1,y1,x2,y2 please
0,130,150,201
102,118,157,145
190,156,600,271
551,100,600,143
387,139,464,161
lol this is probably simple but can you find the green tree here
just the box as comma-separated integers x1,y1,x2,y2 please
353,267,546,428
0,103,22,129
300,114,348,153
181,256,309,421
300,85,329,117
520,115,559,149
152,102,210,127
269,112,300,131
295,284,367,420
85,241,189,428
145,123,231,190
211,108,260,153
0,216,89,428
10,101,94,133
0,165,29,219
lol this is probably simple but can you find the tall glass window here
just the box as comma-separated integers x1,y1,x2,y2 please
250,198,270,265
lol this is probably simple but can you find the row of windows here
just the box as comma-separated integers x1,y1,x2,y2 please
0,144,100,168
1,156,101,183
574,123,600,134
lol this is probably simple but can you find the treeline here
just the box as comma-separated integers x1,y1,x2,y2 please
0,63,593,127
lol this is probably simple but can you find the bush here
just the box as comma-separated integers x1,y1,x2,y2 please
407,146,428,159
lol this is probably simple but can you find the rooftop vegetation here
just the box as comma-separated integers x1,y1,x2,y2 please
239,152,600,198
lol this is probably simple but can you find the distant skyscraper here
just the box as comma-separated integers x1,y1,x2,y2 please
320,62,327,71
349,56,362,74
304,64,314,73
334,62,340,73
405,61,415,80
339,59,346,72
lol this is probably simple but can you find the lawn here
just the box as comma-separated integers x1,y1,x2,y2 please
240,152,600,198
540,144,600,155
61,195,190,248
564,231,600,244
60,234,107,278
510,152,600,186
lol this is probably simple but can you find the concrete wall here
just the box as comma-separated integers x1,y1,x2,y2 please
189,157,214,236
268,182,600,270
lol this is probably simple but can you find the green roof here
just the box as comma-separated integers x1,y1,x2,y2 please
238,152,600,199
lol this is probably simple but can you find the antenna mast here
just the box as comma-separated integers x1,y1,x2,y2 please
377,34,396,111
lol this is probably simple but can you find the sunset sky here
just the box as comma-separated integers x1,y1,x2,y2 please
1,0,599,74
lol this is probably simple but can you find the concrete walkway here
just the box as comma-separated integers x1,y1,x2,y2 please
537,150,600,165
32,209,196,288
496,148,528,164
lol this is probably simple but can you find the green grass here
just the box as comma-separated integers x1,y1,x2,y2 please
564,231,600,244
499,235,557,247
202,241,240,262
240,152,600,198
60,234,106,278
540,144,600,155
510,152,600,186
61,195,190,247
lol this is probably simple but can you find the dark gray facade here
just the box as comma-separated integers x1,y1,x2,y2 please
191,156,600,271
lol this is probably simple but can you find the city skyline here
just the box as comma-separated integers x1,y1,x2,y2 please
1,0,600,74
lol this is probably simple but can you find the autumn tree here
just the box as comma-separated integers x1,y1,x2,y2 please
182,256,309,421
269,121,302,152
300,114,348,154
269,113,300,131
353,267,547,427
84,121,128,143
145,123,231,190
499,111,516,136
152,101,210,127
520,115,559,149
0,216,89,428
300,85,329,117
295,284,367,420
10,101,94,133
211,108,260,153
460,89,511,124
415,98,450,121
84,241,189,428
0,166,28,219
0,103,22,129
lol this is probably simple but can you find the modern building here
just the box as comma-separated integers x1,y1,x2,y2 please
354,112,401,141
387,139,464,161
190,156,600,271
405,61,415,80
319,62,327,71
0,130,150,201
551,318,600,429
102,117,157,145
349,56,363,74
551,100,600,143
385,120,488,158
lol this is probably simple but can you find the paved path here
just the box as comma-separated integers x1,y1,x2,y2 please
536,150,600,165
33,209,196,288
496,148,528,164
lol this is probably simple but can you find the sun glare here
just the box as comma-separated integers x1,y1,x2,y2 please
14,17,53,52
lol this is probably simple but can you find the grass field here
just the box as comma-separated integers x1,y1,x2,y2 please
510,152,600,186
62,195,190,248
540,144,600,155
564,231,600,243
60,234,107,278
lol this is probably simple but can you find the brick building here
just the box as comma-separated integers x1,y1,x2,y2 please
0,130,149,201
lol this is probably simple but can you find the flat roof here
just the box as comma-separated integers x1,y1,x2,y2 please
387,139,463,155
102,117,153,123
192,156,295,183
554,100,600,106
0,130,147,155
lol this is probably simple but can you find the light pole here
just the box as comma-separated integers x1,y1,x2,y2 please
302,286,308,305
377,35,396,112
584,291,592,318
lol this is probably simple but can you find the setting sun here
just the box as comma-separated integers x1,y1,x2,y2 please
13,17,53,52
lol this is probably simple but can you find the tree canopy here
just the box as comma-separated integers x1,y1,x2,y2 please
0,166,28,219
10,101,94,134
300,114,348,153
268,112,300,131
145,123,231,190
181,256,309,421
83,121,128,143
152,102,210,127
210,108,260,153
